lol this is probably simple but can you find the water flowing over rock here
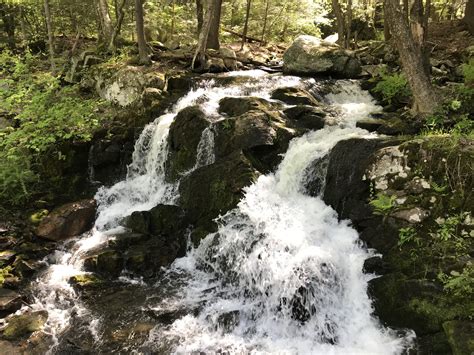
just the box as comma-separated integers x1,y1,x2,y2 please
283,35,362,78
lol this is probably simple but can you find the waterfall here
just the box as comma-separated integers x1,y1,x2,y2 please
28,71,315,351
143,80,414,354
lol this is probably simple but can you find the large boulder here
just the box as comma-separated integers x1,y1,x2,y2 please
166,106,212,181
2,311,48,340
271,87,321,106
36,200,96,241
179,152,258,232
283,35,361,78
0,289,22,318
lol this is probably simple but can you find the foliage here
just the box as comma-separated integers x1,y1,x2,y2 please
462,59,474,86
0,51,107,205
373,72,411,105
369,193,397,216
0,266,14,287
438,263,474,299
398,227,420,248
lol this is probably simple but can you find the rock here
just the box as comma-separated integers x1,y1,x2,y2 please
83,249,124,278
356,119,384,132
2,311,48,340
283,105,326,131
69,274,102,290
0,288,22,317
392,207,429,223
362,256,390,275
271,87,320,106
206,58,226,73
0,250,16,267
83,55,102,67
283,35,361,78
142,87,163,106
36,200,96,241
219,48,238,71
166,106,212,180
179,152,258,232
443,320,474,355
218,97,280,117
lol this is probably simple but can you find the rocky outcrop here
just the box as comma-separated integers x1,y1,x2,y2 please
36,200,96,241
166,106,212,181
2,310,48,340
283,35,362,78
310,136,474,353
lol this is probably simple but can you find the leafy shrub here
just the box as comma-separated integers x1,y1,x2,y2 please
462,59,474,86
369,193,397,216
398,227,420,248
0,52,108,205
373,72,411,105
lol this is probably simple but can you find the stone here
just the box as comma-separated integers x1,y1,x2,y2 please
69,274,102,290
2,311,48,340
166,106,212,180
271,87,320,106
179,152,258,231
0,288,22,317
392,207,429,223
0,250,16,267
443,320,474,355
283,105,326,131
356,119,384,132
219,48,238,71
36,199,96,241
83,249,124,278
283,35,362,78
206,58,226,73
218,97,280,117
142,87,163,106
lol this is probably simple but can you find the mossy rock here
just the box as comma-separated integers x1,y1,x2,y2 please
443,320,474,355
83,249,124,278
166,106,211,181
271,87,320,106
218,97,281,117
69,273,103,289
2,311,48,340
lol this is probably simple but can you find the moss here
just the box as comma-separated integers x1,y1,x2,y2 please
69,273,102,288
443,320,474,355
2,311,48,340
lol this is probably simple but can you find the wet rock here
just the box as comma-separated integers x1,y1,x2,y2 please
83,249,124,278
2,311,48,340
166,106,212,180
443,320,474,355
126,204,188,237
283,35,361,78
362,256,390,275
271,87,320,106
0,250,16,268
356,119,384,132
35,199,96,242
0,289,22,317
69,274,103,290
179,152,258,232
283,105,326,131
218,97,280,117
302,156,329,196
392,207,429,223
206,57,226,73
219,48,238,71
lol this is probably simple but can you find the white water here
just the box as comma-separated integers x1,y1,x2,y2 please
28,71,315,350
144,80,414,354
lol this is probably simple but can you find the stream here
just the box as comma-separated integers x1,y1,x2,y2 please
29,70,415,354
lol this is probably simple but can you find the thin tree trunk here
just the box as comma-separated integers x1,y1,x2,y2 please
135,0,150,64
261,0,270,43
207,0,222,49
193,0,213,69
241,0,251,50
384,0,437,116
196,0,204,35
345,0,353,48
109,0,127,50
44,0,55,70
170,0,176,40
464,0,474,34
97,0,113,45
332,0,345,46
383,1,391,41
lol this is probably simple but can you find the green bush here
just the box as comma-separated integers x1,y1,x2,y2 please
373,72,411,105
0,51,108,205
462,59,474,86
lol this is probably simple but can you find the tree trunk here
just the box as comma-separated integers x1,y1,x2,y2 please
383,1,391,41
384,0,437,116
193,0,213,69
97,0,113,45
332,0,345,46
241,0,251,50
261,0,270,42
464,0,474,34
0,4,16,50
135,0,150,64
345,0,353,48
207,0,222,49
409,0,430,75
43,0,55,70
109,0,127,51
196,0,204,35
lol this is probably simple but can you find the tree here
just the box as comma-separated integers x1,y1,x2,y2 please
384,0,437,116
97,0,113,45
241,0,251,49
135,0,150,64
109,0,127,51
207,0,222,50
464,0,474,34
193,0,213,69
44,0,55,70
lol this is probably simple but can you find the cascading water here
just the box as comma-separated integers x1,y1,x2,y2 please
28,70,317,351
142,80,414,354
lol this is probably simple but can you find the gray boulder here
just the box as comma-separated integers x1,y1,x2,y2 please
283,35,361,78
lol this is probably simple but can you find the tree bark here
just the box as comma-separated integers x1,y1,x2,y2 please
385,0,437,116
345,0,353,48
193,0,213,69
196,0,204,35
109,0,127,51
332,0,345,46
464,0,474,34
261,0,270,42
43,0,55,70
135,0,150,64
207,0,222,49
241,0,252,50
97,0,113,45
